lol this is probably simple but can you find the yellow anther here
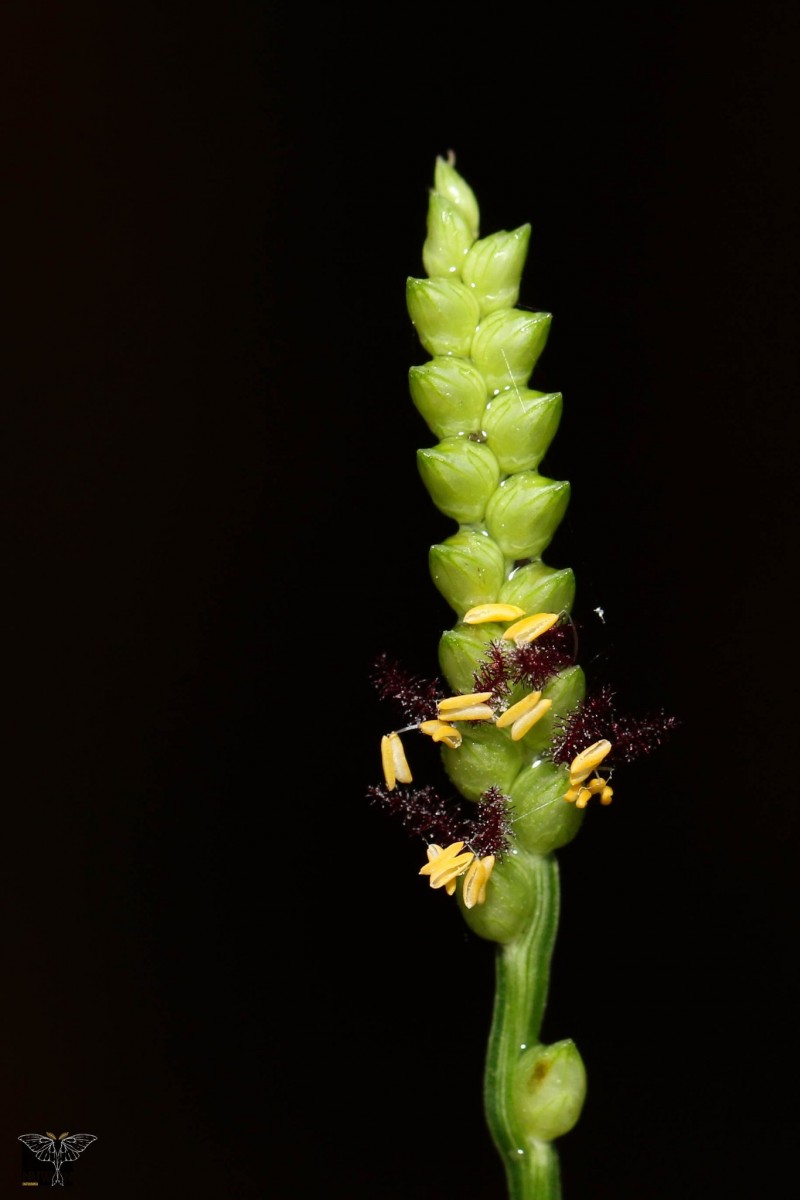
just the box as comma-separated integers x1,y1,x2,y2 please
418,719,463,749
502,611,559,645
380,732,413,791
462,603,526,624
495,690,543,728
437,692,495,722
568,738,612,785
564,784,591,807
461,854,496,909
438,691,493,713
565,777,614,808
495,690,552,740
442,703,495,722
510,698,552,741
419,842,475,893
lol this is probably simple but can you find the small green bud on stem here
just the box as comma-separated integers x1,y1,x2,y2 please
513,1040,587,1142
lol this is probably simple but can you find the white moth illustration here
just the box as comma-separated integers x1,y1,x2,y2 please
18,1131,97,1186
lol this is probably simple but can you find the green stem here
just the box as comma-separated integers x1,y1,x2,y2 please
484,853,561,1200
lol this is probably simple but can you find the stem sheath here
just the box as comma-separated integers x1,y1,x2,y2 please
484,853,561,1200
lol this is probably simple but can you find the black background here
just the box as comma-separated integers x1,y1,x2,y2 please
3,3,798,1197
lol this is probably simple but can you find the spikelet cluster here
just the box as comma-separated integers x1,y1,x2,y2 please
370,154,676,916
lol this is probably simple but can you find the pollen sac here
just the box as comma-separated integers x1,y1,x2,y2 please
495,689,542,729
422,191,475,278
569,777,614,808
433,154,480,241
408,356,488,440
508,760,584,855
406,276,481,358
419,841,475,894
565,785,592,809
443,703,495,722
429,529,506,617
510,697,552,741
417,438,500,524
485,472,570,560
418,719,462,749
498,561,576,617
470,308,552,395
463,603,525,624
517,665,585,755
437,691,494,721
569,738,613,785
512,1040,587,1142
461,224,531,315
502,611,560,646
380,732,412,791
461,854,496,909
483,389,563,474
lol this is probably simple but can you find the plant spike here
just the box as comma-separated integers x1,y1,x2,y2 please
369,151,676,1199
